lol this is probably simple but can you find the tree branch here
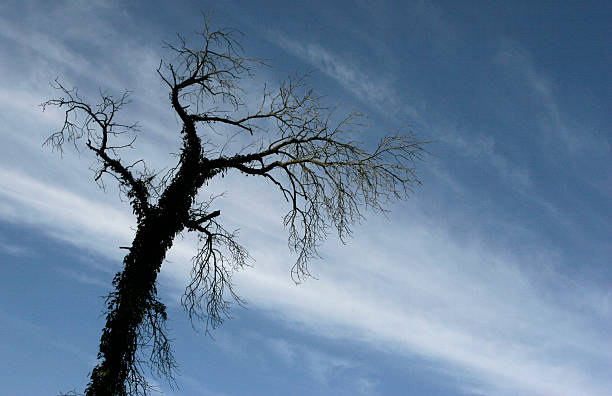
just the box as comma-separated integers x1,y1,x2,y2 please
42,81,150,218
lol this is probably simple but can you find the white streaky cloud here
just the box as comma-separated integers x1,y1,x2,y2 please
197,326,377,394
0,7,157,97
54,266,109,288
0,17,92,79
261,336,355,385
427,122,576,238
436,129,532,193
272,35,419,120
158,174,611,396
0,309,95,367
0,4,609,395
0,167,135,261
494,40,609,157
178,374,232,396
0,239,34,257
0,7,179,150
2,164,609,395
232,224,611,396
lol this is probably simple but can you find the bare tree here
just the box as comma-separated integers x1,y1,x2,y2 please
43,15,425,396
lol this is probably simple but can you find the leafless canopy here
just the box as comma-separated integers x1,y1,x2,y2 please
44,13,424,396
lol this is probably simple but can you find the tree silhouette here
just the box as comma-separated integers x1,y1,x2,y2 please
44,15,425,396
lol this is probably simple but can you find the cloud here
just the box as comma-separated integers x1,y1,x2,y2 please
14,159,608,396
0,309,94,365
0,4,609,396
0,167,135,260
0,239,34,258
231,213,611,396
494,39,609,157
271,35,418,120
437,129,532,193
262,336,356,385
54,266,109,288
0,17,91,78
157,174,611,396
208,328,378,394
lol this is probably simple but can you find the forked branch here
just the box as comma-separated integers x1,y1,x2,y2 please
42,81,150,218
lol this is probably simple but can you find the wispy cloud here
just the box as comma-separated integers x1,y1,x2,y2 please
0,239,34,258
262,336,356,385
494,39,609,157
1,66,608,396
438,129,532,193
208,328,379,394
55,266,109,288
271,35,418,120
0,17,91,78
0,309,94,365
0,167,135,260
16,161,608,395
232,212,612,396
0,3,610,396
159,175,611,395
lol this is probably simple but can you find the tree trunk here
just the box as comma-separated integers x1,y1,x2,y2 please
85,159,211,395
85,212,177,395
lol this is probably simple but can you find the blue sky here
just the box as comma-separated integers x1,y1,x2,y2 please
0,1,610,395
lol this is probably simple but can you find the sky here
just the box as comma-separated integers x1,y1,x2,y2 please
0,1,610,395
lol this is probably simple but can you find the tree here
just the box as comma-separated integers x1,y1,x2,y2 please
44,15,424,396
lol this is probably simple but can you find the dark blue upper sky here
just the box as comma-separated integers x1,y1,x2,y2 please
0,1,610,395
